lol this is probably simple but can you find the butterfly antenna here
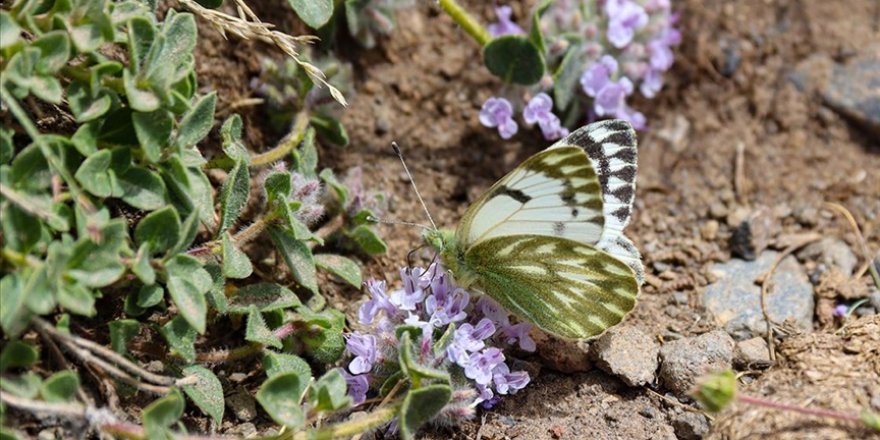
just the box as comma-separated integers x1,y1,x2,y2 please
392,142,437,230
366,215,430,230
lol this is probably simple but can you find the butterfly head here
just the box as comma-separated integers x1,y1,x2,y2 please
422,228,455,254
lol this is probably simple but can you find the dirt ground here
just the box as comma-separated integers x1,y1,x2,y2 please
199,0,879,438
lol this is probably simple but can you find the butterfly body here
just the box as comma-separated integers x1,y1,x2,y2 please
424,120,643,340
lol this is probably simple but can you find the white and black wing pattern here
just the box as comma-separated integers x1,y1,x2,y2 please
549,119,643,283
455,146,606,249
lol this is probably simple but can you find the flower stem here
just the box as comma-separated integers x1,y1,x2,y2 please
289,403,401,440
736,394,864,423
438,0,491,46
203,110,310,170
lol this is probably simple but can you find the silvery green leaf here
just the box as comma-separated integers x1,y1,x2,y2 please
256,371,307,429
221,233,253,279
216,159,249,235
181,366,224,424
175,92,216,149
267,226,318,294
40,371,79,403
245,307,282,348
227,283,300,314
109,320,140,354
0,11,21,49
0,340,39,372
288,0,333,29
135,206,180,254
132,109,173,163
314,254,362,287
161,316,196,362
165,255,210,333
262,352,311,379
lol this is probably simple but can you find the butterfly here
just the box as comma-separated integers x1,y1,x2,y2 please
422,119,643,339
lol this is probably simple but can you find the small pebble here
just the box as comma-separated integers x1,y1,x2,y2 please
590,326,659,387
673,412,710,440
733,337,772,369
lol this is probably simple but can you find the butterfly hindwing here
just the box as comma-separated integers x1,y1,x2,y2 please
465,235,639,339
455,146,606,248
550,120,642,283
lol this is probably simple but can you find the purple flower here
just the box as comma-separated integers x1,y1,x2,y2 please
648,39,674,71
475,383,497,408
479,97,519,139
501,322,536,352
523,93,569,141
358,280,398,325
594,77,633,116
615,105,646,130
492,363,530,395
640,68,663,98
833,304,849,318
341,369,369,405
390,268,426,311
346,333,378,374
487,5,524,38
476,296,510,326
605,0,649,48
447,318,496,366
464,347,505,385
580,55,619,97
426,287,469,327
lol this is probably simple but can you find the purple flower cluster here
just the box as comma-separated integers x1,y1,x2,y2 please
480,93,569,141
480,0,682,134
343,265,533,408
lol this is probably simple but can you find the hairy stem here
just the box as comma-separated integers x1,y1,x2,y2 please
204,110,310,170
737,394,864,423
289,403,401,440
438,0,491,46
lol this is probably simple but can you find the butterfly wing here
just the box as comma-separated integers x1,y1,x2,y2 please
465,234,639,339
550,120,643,282
455,145,606,249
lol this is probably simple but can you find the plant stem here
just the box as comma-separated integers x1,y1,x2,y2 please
438,0,491,46
737,394,864,423
189,209,280,257
289,403,401,440
204,110,310,170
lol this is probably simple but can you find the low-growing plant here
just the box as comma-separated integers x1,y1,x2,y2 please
438,0,681,139
0,0,391,437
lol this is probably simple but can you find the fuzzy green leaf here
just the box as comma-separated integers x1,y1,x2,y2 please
109,320,140,354
203,263,228,315
119,166,168,211
143,388,184,439
291,127,318,177
314,254,362,287
0,372,41,399
168,211,199,256
310,114,349,147
67,81,111,122
268,226,318,294
264,172,292,202
40,371,79,403
311,369,351,412
123,69,161,112
529,0,552,55
161,316,197,363
216,159,249,235
288,0,333,29
398,332,450,387
228,283,301,314
245,307,282,348
182,366,224,424
133,109,173,163
483,35,545,85
219,114,248,162
132,243,156,285
262,352,312,379
0,341,39,372
0,11,21,49
165,255,210,333
349,224,388,255
75,149,114,197
399,384,452,440
553,44,586,111
57,283,96,317
135,206,181,254
137,284,165,308
222,233,253,279
256,371,307,429
32,31,71,75
176,92,216,149
300,309,345,364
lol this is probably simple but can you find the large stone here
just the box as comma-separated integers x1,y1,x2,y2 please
822,51,880,136
659,330,735,398
590,326,659,387
703,252,814,340
798,238,859,276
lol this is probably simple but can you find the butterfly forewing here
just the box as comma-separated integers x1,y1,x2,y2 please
455,146,606,249
465,235,639,339
550,120,643,283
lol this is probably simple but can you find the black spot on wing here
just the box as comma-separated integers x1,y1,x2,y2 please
492,186,531,203
611,206,631,222
553,222,565,235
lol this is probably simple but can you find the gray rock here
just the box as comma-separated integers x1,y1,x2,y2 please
798,238,859,276
733,337,772,369
703,252,814,340
227,387,257,422
870,288,880,311
729,208,778,261
823,51,880,135
672,412,710,440
226,422,257,438
590,326,659,387
659,330,735,398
